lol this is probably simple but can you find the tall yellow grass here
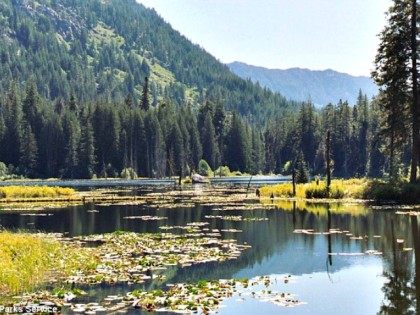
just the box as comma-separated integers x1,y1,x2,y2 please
0,232,60,295
0,186,75,199
259,178,368,200
0,231,97,297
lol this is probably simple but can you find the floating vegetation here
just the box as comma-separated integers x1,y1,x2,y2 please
123,215,168,221
8,276,305,314
20,213,54,217
395,210,420,216
64,232,250,285
328,250,382,256
221,229,243,233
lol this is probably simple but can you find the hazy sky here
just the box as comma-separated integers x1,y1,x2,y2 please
137,0,391,76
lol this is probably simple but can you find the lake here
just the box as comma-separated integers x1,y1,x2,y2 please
0,185,418,315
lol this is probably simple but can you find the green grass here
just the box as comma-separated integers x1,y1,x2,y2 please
90,22,125,47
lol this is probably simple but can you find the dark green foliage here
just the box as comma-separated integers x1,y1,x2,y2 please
295,151,309,183
201,112,219,170
371,0,417,181
140,77,150,111
363,180,420,203
79,110,96,178
226,113,251,173
19,124,38,177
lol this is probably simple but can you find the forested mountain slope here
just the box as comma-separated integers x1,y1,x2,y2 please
0,0,297,120
228,61,378,106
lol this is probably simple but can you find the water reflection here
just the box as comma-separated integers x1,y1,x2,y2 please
379,216,418,315
0,193,418,314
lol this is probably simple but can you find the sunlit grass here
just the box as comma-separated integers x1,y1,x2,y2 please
0,186,75,199
0,231,97,298
260,178,420,203
259,178,368,200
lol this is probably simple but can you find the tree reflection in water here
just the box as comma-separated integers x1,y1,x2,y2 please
379,216,418,315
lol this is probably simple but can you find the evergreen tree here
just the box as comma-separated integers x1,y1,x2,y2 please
201,111,219,170
79,111,96,178
167,122,184,177
372,0,413,180
226,113,250,172
19,124,38,177
1,84,23,167
62,111,80,178
140,77,150,111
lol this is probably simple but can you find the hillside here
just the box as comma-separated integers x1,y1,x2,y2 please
228,62,378,106
0,0,297,120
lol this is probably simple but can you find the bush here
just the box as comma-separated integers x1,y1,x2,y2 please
198,160,213,177
214,166,231,177
363,180,420,203
282,161,292,175
120,167,138,179
0,162,9,177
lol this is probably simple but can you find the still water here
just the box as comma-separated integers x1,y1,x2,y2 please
0,186,418,315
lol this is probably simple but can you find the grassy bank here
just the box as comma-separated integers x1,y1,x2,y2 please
0,231,96,299
260,178,420,204
0,186,75,199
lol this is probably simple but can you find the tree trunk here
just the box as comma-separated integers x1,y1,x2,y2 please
410,0,419,183
326,130,331,190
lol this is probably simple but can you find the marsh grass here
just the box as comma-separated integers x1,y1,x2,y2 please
260,179,368,200
260,178,420,203
0,186,75,199
0,231,97,299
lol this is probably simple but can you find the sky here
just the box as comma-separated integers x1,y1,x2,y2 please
137,0,391,76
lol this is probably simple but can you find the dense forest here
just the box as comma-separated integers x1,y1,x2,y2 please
0,83,390,180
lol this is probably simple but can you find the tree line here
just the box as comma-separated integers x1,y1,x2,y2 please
0,79,414,181
0,80,266,179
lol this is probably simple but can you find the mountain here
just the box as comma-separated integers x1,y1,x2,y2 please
0,0,298,121
228,62,378,106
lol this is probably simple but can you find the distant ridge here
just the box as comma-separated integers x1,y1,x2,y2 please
228,61,378,106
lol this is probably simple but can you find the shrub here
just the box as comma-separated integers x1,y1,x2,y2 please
0,162,9,177
120,167,138,179
214,166,231,177
363,180,420,203
198,160,213,177
282,161,292,175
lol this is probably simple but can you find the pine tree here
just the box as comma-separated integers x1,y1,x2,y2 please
20,123,38,177
372,0,412,180
167,122,184,177
140,77,150,111
62,111,80,178
201,111,219,170
1,84,23,167
226,113,250,172
79,111,96,178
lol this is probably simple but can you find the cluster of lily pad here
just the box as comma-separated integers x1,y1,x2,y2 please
64,231,250,285
8,276,305,314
